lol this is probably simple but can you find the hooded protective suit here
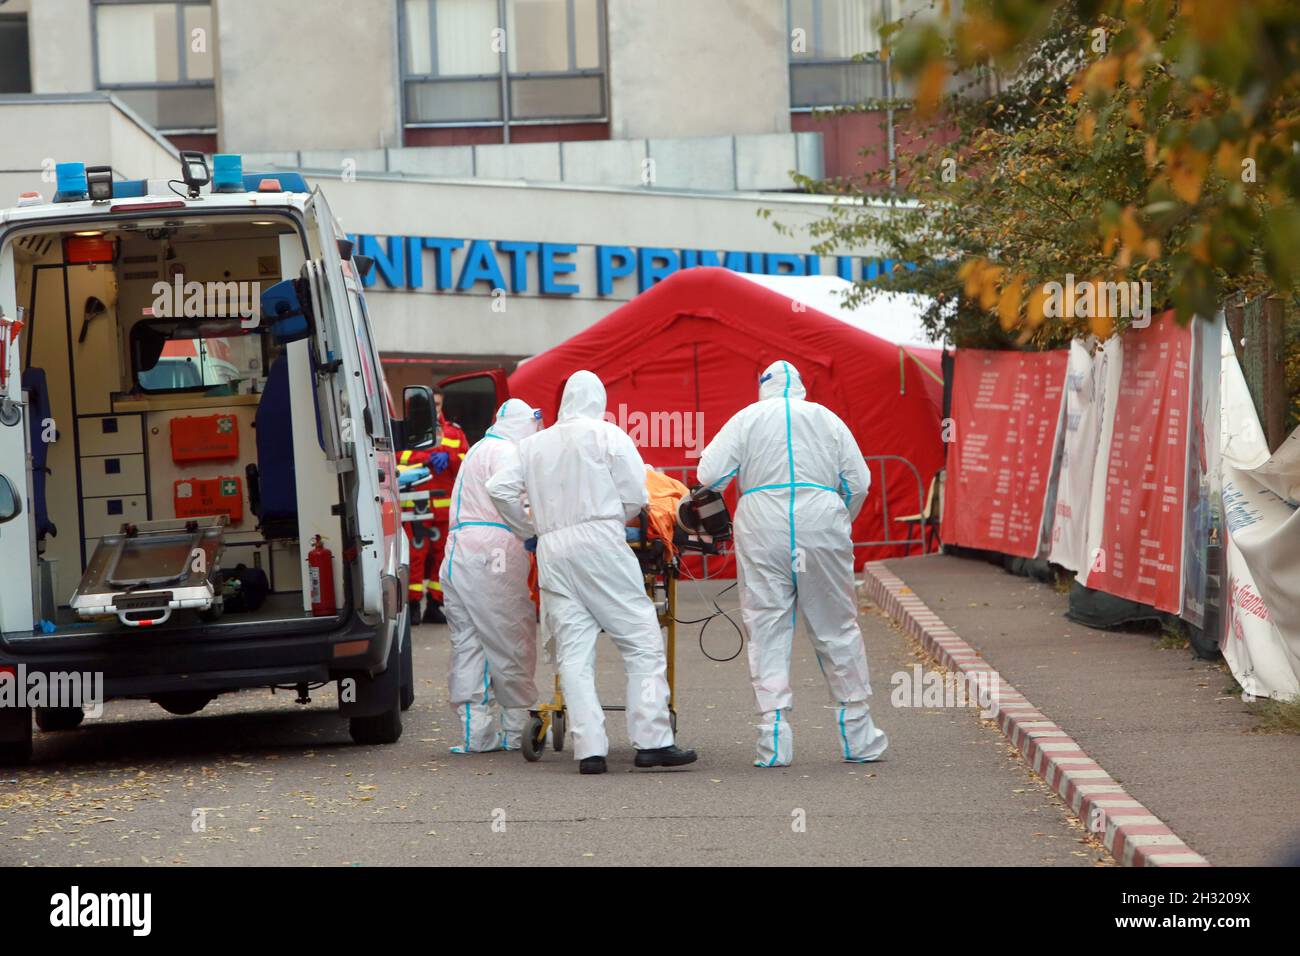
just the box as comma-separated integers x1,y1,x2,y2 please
487,371,674,761
696,360,887,767
440,398,541,752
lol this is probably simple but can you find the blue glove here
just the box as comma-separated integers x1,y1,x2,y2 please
523,536,537,553
430,451,451,474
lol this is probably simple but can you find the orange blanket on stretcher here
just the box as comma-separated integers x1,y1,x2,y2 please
640,468,689,558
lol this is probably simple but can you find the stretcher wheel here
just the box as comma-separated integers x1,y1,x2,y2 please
551,711,565,752
521,715,545,762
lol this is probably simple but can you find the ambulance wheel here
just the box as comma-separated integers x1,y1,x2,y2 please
551,711,565,752
349,698,403,746
0,706,32,766
35,706,84,732
521,716,545,762
157,692,213,716
399,614,415,711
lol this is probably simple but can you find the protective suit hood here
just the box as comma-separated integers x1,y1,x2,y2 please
558,370,607,422
487,398,541,443
758,360,807,401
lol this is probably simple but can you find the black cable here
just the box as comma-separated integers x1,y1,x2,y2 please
674,565,744,662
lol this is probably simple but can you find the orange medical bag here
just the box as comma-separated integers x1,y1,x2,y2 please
170,414,240,463
174,476,244,523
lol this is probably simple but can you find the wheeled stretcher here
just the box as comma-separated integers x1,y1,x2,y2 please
70,515,228,627
519,501,731,761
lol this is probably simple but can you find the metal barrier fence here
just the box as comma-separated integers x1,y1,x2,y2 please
660,455,930,580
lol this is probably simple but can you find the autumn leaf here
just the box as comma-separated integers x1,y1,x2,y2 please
916,61,948,118
997,275,1025,331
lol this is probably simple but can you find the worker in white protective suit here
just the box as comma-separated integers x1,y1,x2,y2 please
696,360,887,768
440,399,542,753
487,371,697,775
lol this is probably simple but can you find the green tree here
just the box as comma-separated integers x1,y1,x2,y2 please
794,0,1299,351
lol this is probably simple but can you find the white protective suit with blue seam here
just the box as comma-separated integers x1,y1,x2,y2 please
696,360,887,767
440,398,541,753
487,371,674,761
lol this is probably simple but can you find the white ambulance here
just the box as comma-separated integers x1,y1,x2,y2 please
0,153,424,764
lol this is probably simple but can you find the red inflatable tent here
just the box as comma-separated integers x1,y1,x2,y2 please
507,267,945,572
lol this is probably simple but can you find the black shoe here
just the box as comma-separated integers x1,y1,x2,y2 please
408,599,422,622
422,602,446,625
579,756,607,775
634,745,697,768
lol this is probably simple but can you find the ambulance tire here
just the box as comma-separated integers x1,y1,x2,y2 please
349,636,404,746
399,613,415,711
35,706,85,732
0,706,32,766
157,693,213,716
349,698,402,746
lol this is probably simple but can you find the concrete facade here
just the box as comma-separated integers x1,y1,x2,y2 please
0,3,914,372
606,0,791,140
213,0,402,152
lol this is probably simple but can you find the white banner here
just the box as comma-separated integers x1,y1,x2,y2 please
1049,338,1112,573
1219,327,1300,701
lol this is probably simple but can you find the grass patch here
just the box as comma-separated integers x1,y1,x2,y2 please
1248,696,1300,735
1158,619,1190,651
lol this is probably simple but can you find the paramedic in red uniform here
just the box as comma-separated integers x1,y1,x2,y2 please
398,393,443,623
424,388,469,623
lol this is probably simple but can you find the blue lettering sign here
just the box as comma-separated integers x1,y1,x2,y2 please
424,237,464,290
457,239,507,291
596,245,636,295
348,234,913,297
539,243,579,295
497,241,539,293
358,234,406,288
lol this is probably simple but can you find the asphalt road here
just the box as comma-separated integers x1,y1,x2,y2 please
1,581,1109,866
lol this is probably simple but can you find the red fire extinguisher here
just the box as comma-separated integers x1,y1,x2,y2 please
307,535,337,617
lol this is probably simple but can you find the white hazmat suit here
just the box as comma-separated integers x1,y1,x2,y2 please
487,372,676,762
696,360,887,767
440,398,541,752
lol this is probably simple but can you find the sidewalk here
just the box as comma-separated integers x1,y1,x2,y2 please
873,554,1300,866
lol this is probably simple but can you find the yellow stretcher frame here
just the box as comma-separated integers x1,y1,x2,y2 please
520,536,678,761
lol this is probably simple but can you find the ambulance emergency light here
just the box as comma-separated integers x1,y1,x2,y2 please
53,162,88,202
212,154,244,193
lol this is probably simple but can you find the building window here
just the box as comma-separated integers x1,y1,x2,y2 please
93,1,216,132
0,15,32,93
400,0,606,126
790,0,937,108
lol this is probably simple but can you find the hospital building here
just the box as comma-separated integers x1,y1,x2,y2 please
0,0,973,389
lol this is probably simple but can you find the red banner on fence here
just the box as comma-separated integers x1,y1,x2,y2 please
1084,312,1192,613
941,349,1068,557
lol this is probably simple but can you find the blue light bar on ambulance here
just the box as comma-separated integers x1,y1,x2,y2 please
53,162,89,203
213,154,244,193
242,172,309,193
111,180,149,198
